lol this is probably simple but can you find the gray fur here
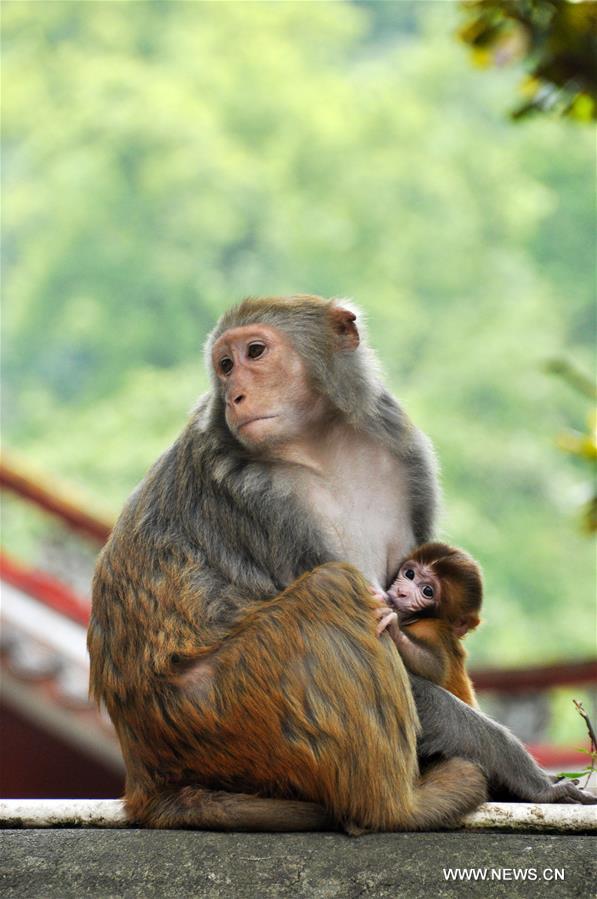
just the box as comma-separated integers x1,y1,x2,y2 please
411,675,596,804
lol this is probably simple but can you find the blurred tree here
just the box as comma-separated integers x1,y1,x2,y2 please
546,359,597,532
458,0,597,120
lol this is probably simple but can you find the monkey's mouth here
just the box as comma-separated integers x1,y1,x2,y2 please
237,415,278,430
388,594,425,614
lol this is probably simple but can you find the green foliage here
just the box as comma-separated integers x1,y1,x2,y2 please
2,1,595,664
459,0,597,120
546,359,597,532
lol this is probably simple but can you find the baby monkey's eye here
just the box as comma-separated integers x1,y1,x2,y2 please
247,342,265,359
422,585,434,598
220,357,233,374
404,568,415,580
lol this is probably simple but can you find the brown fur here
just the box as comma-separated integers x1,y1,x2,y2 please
91,557,485,831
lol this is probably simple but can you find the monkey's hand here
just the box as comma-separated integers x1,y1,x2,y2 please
372,602,400,642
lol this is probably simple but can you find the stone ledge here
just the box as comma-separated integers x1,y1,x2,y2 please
1,799,595,833
1,829,595,899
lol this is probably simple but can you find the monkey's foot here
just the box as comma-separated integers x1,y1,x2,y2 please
540,781,597,805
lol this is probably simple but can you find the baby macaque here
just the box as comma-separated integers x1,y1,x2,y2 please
376,543,483,707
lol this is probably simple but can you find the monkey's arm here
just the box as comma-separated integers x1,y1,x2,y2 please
393,627,446,686
373,606,446,685
410,674,597,804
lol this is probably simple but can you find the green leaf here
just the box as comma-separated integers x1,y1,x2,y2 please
555,770,591,780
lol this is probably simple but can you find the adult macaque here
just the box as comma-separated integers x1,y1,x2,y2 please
89,295,595,833
375,542,482,707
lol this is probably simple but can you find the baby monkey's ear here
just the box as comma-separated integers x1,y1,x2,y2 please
329,306,360,351
453,613,481,638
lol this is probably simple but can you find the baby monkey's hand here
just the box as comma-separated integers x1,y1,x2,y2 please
369,585,401,642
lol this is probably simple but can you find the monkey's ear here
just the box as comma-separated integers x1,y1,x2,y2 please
329,306,360,351
453,614,480,637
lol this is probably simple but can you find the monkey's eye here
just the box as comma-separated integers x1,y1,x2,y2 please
219,357,233,374
422,585,434,598
247,342,266,359
404,569,415,580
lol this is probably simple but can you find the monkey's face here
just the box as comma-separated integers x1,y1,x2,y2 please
388,560,441,615
212,324,329,450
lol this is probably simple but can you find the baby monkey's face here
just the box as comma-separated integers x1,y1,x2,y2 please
388,560,441,615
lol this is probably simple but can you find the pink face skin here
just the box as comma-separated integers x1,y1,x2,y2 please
211,324,329,451
387,560,441,616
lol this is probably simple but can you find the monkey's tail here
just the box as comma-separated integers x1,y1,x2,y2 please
127,785,332,832
405,757,487,830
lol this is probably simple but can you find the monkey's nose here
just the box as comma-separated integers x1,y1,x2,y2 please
232,393,245,406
